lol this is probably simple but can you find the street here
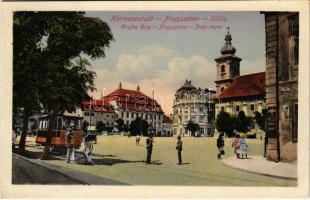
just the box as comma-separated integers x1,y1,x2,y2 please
13,135,297,186
12,154,84,184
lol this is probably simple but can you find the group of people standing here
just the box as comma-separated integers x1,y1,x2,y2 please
66,128,249,166
66,127,94,165
145,134,183,165
217,131,248,159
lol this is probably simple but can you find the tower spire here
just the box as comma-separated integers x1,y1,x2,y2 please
220,27,235,55
224,26,232,45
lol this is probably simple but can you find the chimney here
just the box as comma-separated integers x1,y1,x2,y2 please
137,85,140,92
119,82,122,89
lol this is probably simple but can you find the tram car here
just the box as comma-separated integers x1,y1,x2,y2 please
35,113,83,151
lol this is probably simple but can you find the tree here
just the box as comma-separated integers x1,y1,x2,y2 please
96,121,105,133
13,12,114,159
123,124,130,133
129,117,150,136
255,109,267,132
185,120,200,137
115,118,125,132
235,111,251,133
215,111,235,137
13,13,47,153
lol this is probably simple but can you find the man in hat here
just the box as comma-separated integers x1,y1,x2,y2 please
176,135,183,165
66,127,75,163
83,131,93,165
145,134,153,164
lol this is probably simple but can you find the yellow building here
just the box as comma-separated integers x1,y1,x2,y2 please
215,72,266,118
214,29,266,135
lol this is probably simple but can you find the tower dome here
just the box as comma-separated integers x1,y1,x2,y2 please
220,27,236,55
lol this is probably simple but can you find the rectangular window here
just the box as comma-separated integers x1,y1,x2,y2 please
127,112,129,118
236,106,240,112
250,104,255,111
84,112,89,116
221,107,224,112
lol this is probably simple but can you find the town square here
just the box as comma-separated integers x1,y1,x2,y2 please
8,9,302,190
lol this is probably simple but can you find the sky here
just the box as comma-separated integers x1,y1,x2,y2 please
85,11,266,115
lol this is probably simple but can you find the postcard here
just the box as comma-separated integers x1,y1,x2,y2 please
0,1,309,198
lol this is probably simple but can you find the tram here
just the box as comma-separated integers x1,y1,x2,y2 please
35,114,83,151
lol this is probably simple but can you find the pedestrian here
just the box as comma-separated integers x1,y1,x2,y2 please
66,127,75,163
216,133,225,159
83,132,93,165
136,134,140,145
232,133,240,159
145,134,153,164
176,135,183,165
238,134,248,159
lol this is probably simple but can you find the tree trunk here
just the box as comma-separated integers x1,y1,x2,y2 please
41,104,59,160
18,112,30,154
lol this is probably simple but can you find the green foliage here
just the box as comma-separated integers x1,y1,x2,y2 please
13,11,114,157
96,121,105,133
216,111,235,137
115,118,125,132
129,117,150,136
106,126,113,133
185,120,200,137
123,124,130,132
235,111,252,133
216,111,253,137
255,109,267,132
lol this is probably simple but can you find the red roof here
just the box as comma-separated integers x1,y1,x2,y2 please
103,88,163,113
219,72,265,99
82,100,115,113
163,115,173,123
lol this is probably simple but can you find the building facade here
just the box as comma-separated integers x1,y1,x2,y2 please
173,80,215,137
263,12,298,161
214,28,241,96
82,100,117,129
162,115,173,137
214,29,266,136
102,83,164,135
215,72,266,118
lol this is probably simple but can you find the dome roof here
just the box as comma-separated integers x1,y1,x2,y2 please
220,29,236,55
175,79,197,99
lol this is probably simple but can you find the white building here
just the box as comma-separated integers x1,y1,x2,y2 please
162,115,173,136
173,80,215,137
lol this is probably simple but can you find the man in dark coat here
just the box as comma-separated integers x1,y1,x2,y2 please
217,133,225,159
176,135,183,165
145,134,153,164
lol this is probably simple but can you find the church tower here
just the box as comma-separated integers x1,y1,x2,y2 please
214,27,242,96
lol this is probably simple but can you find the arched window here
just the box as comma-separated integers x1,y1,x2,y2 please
221,87,224,92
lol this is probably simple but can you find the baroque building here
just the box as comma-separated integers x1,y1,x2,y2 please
172,80,215,137
214,29,266,134
214,28,241,96
262,12,298,161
